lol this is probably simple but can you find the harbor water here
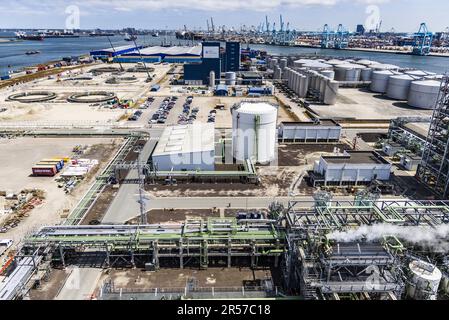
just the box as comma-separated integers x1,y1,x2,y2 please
1,31,449,75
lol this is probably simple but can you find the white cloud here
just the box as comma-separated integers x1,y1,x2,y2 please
7,0,394,13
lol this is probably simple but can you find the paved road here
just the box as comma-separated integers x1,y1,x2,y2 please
102,195,361,224
102,136,160,224
55,268,102,300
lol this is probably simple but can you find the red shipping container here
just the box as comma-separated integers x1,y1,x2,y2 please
32,166,57,177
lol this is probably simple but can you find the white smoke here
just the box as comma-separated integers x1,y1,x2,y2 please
328,224,449,252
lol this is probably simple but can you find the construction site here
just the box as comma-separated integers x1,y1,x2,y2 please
0,40,449,301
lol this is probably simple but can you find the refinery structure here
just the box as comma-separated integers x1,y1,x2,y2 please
1,24,449,302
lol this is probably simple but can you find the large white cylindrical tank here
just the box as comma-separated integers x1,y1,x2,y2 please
231,102,278,163
407,260,442,300
324,80,339,105
408,80,441,109
270,58,278,69
209,71,215,87
361,68,373,81
321,70,335,80
370,70,396,93
386,74,416,100
299,74,308,98
225,72,237,86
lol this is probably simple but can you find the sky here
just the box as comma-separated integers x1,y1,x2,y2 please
0,0,447,33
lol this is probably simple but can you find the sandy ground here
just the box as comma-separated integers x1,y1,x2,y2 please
0,62,171,124
309,88,434,120
0,137,120,243
98,267,277,290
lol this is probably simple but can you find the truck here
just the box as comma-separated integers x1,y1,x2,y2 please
0,239,13,256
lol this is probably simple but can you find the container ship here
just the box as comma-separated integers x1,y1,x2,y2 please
15,32,44,41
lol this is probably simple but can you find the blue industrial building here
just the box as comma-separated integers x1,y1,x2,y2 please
224,42,241,72
90,45,143,59
248,87,272,95
184,42,221,85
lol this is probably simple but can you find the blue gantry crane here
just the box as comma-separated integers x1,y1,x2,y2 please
412,23,434,56
334,24,349,49
321,24,334,48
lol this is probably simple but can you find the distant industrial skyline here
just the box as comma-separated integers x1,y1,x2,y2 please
0,0,447,33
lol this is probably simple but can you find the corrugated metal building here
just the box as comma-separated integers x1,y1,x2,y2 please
152,123,215,171
114,45,202,63
310,151,392,187
90,45,143,58
279,120,341,142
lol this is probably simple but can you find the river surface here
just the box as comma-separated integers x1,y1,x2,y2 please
1,31,449,74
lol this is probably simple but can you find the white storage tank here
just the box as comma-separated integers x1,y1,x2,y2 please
386,74,417,100
231,102,278,163
372,63,400,71
225,72,237,86
361,68,373,81
408,80,441,109
407,260,442,300
321,70,335,80
370,70,396,93
209,71,215,87
323,80,339,105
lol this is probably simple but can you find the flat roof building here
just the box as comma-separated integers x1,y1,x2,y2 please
311,151,392,187
279,120,341,143
152,123,215,171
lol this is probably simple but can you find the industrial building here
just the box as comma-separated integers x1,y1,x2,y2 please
231,101,278,164
184,42,221,85
89,45,144,59
224,42,241,72
417,76,449,198
151,123,215,171
278,120,341,143
114,46,202,64
310,151,392,187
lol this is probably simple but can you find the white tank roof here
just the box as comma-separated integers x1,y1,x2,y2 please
326,59,346,65
405,70,437,77
373,70,397,76
356,59,380,66
336,63,366,70
409,261,442,282
372,63,400,70
234,102,278,115
411,80,441,91
389,74,417,81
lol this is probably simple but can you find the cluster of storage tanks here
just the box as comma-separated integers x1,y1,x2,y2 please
268,55,443,110
370,69,442,109
283,67,339,105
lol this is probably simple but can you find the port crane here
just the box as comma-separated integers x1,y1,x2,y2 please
334,24,350,49
321,24,334,48
412,23,434,56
